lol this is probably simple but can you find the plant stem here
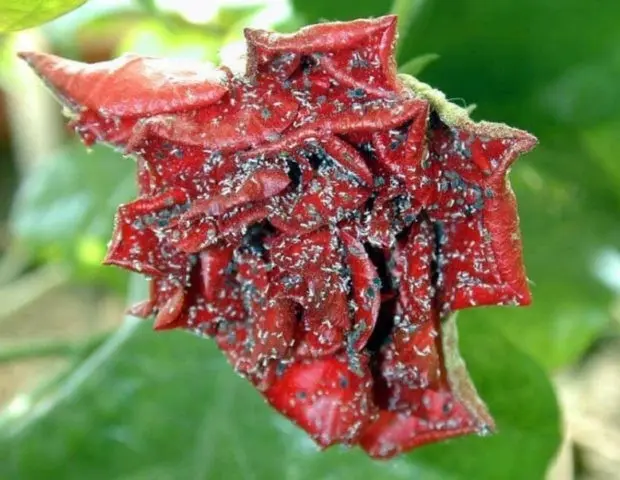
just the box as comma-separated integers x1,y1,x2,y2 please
0,276,145,436
0,243,30,286
0,265,69,324
0,331,111,364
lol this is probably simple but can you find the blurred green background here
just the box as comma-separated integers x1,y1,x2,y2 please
0,0,618,478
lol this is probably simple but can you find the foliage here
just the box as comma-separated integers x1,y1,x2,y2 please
0,0,86,33
10,143,135,290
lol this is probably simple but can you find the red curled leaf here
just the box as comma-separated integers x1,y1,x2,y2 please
246,16,398,94
359,395,481,459
379,318,442,410
153,286,186,330
392,219,435,324
216,204,271,242
372,100,431,202
269,141,371,234
295,288,349,358
145,264,245,335
250,299,297,364
268,228,338,277
171,216,219,253
438,214,530,311
287,79,422,137
134,77,299,152
200,245,235,302
215,320,254,376
322,136,374,187
131,139,222,196
23,15,537,459
424,118,537,310
104,188,190,276
68,112,138,148
363,314,495,458
265,355,374,447
235,252,296,363
184,167,290,219
18,52,228,117
340,231,380,351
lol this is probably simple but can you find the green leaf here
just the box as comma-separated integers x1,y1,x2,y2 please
582,122,620,194
134,0,156,15
0,0,87,32
0,305,559,479
398,53,440,77
10,142,135,287
390,0,427,53
396,0,620,131
291,0,387,23
214,4,263,30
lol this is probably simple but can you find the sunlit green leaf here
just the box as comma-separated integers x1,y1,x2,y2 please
0,0,86,32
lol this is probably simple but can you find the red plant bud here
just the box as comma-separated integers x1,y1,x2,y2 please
22,14,536,458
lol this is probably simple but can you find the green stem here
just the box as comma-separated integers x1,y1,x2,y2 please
0,276,145,436
0,243,30,286
0,331,111,364
391,0,427,55
0,265,69,324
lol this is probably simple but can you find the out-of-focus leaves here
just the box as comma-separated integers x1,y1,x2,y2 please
582,122,620,197
390,0,426,53
69,10,151,61
210,8,266,54
291,0,385,23
396,0,620,130
116,18,221,61
0,305,559,480
10,143,135,288
537,48,620,129
214,4,263,30
134,0,156,15
0,0,86,33
398,53,439,77
218,4,299,73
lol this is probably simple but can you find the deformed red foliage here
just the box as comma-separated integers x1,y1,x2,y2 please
21,14,537,458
